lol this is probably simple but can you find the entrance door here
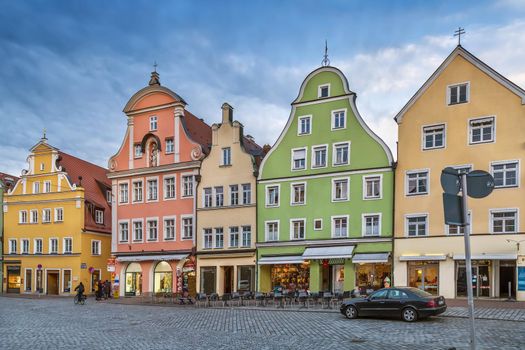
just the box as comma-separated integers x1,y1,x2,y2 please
478,265,490,297
500,263,516,298
456,264,491,298
91,270,100,293
321,264,332,292
224,266,233,293
6,266,21,293
47,271,59,295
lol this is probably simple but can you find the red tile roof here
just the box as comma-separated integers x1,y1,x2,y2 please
57,151,111,234
0,172,18,189
183,110,212,154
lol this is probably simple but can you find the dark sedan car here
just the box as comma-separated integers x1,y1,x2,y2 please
340,287,446,322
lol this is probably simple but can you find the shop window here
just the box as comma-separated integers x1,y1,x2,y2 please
63,270,71,292
154,261,173,293
237,266,255,292
408,261,439,295
125,263,142,296
356,263,391,295
200,267,216,294
25,269,32,292
271,262,310,291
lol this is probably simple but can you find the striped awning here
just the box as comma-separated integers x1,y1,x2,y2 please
258,256,305,265
399,254,447,261
116,254,188,262
352,253,390,263
302,245,355,260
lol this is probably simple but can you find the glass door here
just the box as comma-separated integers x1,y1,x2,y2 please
478,265,490,297
456,264,491,298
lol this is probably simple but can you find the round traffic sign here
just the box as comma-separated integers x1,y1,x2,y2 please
467,170,495,198
441,167,461,195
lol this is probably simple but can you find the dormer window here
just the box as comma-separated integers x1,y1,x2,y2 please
150,116,158,131
448,82,469,105
318,84,330,98
95,210,104,224
134,144,142,158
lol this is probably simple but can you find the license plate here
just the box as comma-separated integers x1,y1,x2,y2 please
438,300,444,305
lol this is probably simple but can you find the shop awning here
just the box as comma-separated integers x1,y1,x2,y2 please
258,256,305,265
302,246,355,260
352,253,390,263
399,254,447,261
116,254,188,262
453,253,517,260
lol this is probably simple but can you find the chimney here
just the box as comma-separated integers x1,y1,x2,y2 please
221,103,233,124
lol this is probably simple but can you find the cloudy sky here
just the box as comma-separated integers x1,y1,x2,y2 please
1,0,525,175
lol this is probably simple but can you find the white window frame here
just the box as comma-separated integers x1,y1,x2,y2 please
241,225,251,247
229,226,239,248
181,173,194,198
203,228,213,249
230,184,239,206
331,177,350,202
445,211,472,235
30,209,38,224
214,227,224,249
34,238,43,254
146,176,159,202
132,179,144,203
265,184,280,208
19,210,28,224
291,147,307,171
332,141,350,166
447,81,470,105
214,186,224,207
362,213,382,237
63,237,73,254
163,175,177,200
318,83,330,98
24,268,33,292
118,181,129,204
118,219,130,243
491,160,520,189
242,183,251,205
331,215,349,238
54,207,64,222
421,123,446,150
163,216,176,241
405,169,430,196
297,115,312,136
363,174,383,200
405,214,429,237
203,187,213,208
49,237,58,254
21,238,30,254
313,219,323,231
490,208,519,234
33,181,40,194
95,209,104,224
468,116,495,145
8,239,17,254
42,208,51,223
132,218,144,243
311,144,328,169
289,218,306,240
181,215,194,240
91,240,101,256
134,144,143,158
265,220,280,242
221,147,232,166
290,182,306,206
43,181,51,193
146,217,159,242
165,138,174,154
150,115,158,131
331,108,347,130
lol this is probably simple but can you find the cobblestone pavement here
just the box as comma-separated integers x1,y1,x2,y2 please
0,297,524,350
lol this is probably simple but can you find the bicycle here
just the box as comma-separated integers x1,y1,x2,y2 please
74,294,87,305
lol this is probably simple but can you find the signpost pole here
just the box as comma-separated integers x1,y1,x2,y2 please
461,172,476,350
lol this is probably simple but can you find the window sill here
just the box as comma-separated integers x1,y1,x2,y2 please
447,101,468,106
164,237,175,241
219,164,232,168
469,140,494,145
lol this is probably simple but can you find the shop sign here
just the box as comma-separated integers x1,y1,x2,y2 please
107,265,115,272
80,263,87,269
518,267,525,291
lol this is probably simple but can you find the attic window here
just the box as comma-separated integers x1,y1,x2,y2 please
448,83,469,105
318,84,330,98
95,210,104,224
150,116,158,131
40,163,45,171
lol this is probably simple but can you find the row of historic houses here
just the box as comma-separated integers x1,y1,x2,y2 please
2,44,524,300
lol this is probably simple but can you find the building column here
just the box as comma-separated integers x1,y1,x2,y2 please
343,260,355,292
233,265,238,292
439,259,455,299
393,260,408,288
309,260,320,293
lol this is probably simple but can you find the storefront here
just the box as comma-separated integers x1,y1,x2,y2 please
270,262,310,291
352,253,392,295
178,257,196,296
6,265,21,293
237,265,255,292
153,261,173,293
125,262,142,296
408,261,439,295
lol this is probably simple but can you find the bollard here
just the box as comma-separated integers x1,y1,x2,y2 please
508,281,512,300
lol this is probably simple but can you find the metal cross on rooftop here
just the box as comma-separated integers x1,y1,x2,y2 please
321,40,330,66
454,27,466,46
153,61,158,72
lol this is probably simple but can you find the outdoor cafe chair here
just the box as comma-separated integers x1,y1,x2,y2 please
195,293,208,308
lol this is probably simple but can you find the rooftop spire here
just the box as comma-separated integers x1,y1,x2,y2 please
321,40,330,66
454,27,466,46
41,128,47,143
149,61,161,86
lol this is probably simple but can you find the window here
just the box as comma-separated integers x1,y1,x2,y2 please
266,221,279,241
298,116,311,135
332,110,346,130
182,217,193,239
333,142,350,165
242,184,251,204
162,218,174,240
266,185,280,207
314,219,323,230
147,219,158,241
291,183,306,205
63,270,72,293
406,171,428,196
215,228,224,248
222,147,231,166
364,176,381,199
215,186,224,207
291,219,305,240
54,208,63,222
423,124,445,149
292,148,306,170
91,240,101,255
164,176,176,199
119,222,129,242
147,179,158,201
242,226,251,247
134,144,142,158
318,84,330,98
119,183,129,203
469,117,494,144
203,187,213,208
63,238,72,254
50,238,58,254
448,224,466,235
9,239,17,254
363,214,381,236
95,210,104,224
166,139,174,153
491,210,518,233
332,216,348,238
492,161,518,188
40,163,45,171
30,209,38,223
19,210,28,224
332,178,349,201
133,181,143,202
150,115,158,130
106,190,112,203
33,181,40,194
406,216,428,236
203,228,213,249
448,83,469,105
312,145,327,168
133,221,143,241
21,239,29,254
44,181,51,193
229,227,239,247
182,175,194,197
42,209,51,223
230,185,239,206
34,239,42,254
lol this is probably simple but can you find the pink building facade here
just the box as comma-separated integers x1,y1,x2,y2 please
108,71,211,297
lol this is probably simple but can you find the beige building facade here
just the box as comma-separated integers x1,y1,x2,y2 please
195,103,263,295
393,46,525,300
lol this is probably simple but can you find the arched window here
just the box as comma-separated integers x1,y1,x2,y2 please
154,261,173,293
125,263,142,296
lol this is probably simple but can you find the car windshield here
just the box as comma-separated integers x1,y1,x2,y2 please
406,287,433,298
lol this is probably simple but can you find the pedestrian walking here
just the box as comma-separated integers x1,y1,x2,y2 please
104,280,111,299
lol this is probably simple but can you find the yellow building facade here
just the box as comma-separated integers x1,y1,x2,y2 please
195,104,263,295
2,138,112,295
393,46,525,300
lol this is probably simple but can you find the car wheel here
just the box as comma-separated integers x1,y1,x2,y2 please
344,305,358,319
402,307,418,322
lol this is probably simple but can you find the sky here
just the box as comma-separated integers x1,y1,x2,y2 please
1,0,525,175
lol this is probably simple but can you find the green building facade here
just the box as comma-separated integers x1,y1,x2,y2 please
257,66,394,294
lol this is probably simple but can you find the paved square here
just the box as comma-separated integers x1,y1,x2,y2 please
0,297,523,349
